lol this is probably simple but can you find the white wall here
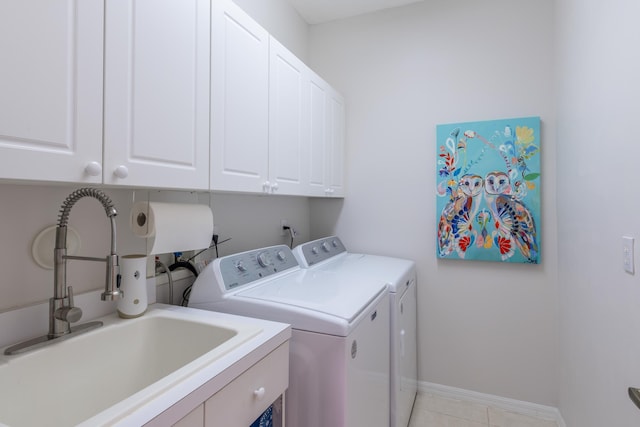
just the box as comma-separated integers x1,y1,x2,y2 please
232,0,308,61
308,0,559,406
556,0,640,425
0,184,310,313
0,185,144,311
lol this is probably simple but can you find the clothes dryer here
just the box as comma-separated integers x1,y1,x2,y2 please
293,236,418,427
188,244,390,427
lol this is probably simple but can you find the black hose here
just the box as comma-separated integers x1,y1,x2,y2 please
168,261,198,277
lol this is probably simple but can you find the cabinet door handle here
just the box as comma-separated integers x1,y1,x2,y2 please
114,165,129,179
262,181,271,193
85,161,102,177
271,182,279,192
253,386,266,400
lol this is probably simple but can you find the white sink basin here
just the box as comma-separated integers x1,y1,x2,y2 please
0,305,279,427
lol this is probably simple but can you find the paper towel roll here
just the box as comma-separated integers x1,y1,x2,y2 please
131,201,213,255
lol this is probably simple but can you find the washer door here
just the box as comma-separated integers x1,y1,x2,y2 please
347,294,391,427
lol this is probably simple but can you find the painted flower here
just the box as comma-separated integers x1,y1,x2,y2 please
484,238,493,249
495,235,512,255
516,126,535,145
458,235,472,252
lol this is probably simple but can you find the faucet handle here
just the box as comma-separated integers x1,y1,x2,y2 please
54,286,83,323
55,306,83,323
68,285,75,306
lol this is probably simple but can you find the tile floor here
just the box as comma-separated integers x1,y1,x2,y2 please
409,393,559,427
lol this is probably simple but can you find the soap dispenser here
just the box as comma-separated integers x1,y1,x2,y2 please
117,254,148,318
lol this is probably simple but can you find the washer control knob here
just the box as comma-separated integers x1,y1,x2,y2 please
257,252,272,268
321,242,331,252
332,239,339,248
235,261,247,272
311,246,319,255
276,250,287,261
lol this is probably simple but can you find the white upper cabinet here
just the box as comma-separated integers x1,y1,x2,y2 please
268,37,307,196
306,72,345,197
307,71,329,197
210,0,270,193
0,0,343,195
210,1,344,197
326,89,345,197
0,0,104,183
104,0,211,190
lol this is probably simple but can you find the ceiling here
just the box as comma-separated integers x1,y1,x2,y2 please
287,0,426,25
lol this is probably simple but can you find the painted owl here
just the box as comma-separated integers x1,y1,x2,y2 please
484,171,539,263
437,174,483,258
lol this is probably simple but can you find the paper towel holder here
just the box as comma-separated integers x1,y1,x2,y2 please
32,225,81,270
136,212,148,227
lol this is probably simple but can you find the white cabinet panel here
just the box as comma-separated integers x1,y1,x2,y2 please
173,404,204,427
211,0,269,193
326,89,345,197
269,37,307,196
307,73,328,197
104,0,210,189
0,0,104,183
204,342,288,427
306,73,345,198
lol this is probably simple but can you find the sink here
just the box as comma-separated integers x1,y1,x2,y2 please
0,305,266,427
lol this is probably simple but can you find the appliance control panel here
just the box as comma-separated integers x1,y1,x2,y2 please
293,236,347,267
218,245,299,290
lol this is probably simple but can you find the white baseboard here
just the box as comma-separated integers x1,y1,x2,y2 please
418,381,566,427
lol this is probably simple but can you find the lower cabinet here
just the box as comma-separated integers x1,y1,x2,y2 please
173,404,204,427
205,342,288,427
165,342,289,427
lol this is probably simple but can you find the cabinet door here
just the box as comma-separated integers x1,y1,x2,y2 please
307,71,329,197
204,342,288,427
268,37,307,196
210,0,269,193
104,0,210,190
326,89,345,197
173,404,204,427
0,0,103,183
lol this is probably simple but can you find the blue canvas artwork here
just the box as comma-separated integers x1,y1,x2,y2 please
436,117,541,264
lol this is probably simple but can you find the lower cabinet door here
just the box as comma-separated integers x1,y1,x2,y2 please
204,342,289,427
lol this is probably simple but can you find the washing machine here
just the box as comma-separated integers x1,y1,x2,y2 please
293,236,418,427
188,244,390,427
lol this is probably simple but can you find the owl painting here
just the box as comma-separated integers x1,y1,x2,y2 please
484,172,539,263
436,117,540,264
437,174,483,258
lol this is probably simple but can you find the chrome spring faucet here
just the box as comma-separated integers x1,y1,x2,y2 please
4,188,124,355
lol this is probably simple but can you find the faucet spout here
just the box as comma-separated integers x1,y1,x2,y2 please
5,188,123,355
51,188,123,335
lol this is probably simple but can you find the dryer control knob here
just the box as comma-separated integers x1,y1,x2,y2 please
311,246,319,255
257,251,272,268
235,261,247,272
321,242,331,252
